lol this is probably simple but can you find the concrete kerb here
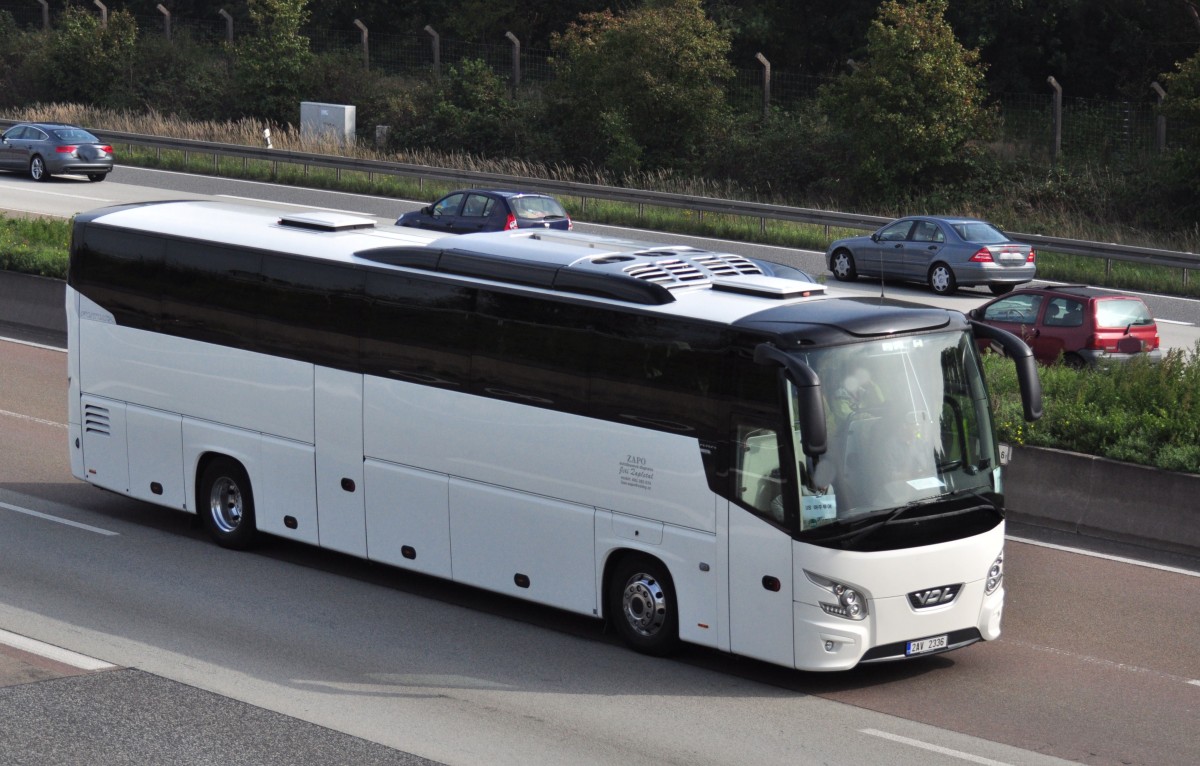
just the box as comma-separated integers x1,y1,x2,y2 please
1004,446,1200,558
1,269,1197,558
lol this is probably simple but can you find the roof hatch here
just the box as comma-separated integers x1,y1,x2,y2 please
278,211,376,232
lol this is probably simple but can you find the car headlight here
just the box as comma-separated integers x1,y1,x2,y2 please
805,570,868,621
984,552,1004,595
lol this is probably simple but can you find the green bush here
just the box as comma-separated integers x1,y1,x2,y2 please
983,350,1200,474
0,215,69,279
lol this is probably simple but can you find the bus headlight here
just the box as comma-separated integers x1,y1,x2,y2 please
984,553,1004,595
805,571,869,621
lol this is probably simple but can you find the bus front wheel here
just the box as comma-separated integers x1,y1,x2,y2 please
607,553,680,656
199,457,257,550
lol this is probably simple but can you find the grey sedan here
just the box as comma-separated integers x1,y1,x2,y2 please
826,216,1036,295
0,122,113,182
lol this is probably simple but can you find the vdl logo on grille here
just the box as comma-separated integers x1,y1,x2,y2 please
908,584,962,609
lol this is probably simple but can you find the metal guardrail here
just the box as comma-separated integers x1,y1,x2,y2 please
4,120,1198,275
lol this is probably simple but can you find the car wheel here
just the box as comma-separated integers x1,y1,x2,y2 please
198,457,257,550
989,284,1015,296
1063,353,1087,370
830,249,858,282
29,156,50,182
87,173,106,183
607,553,680,657
928,263,957,295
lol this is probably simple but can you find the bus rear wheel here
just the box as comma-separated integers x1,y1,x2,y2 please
607,553,680,656
199,457,257,550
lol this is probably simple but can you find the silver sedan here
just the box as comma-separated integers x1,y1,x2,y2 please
0,122,113,182
826,216,1036,295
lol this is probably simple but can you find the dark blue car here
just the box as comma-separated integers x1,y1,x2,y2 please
396,189,572,234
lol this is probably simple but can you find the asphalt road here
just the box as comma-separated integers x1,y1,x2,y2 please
1,168,1199,765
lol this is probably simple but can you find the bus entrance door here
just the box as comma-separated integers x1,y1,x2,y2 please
728,507,795,668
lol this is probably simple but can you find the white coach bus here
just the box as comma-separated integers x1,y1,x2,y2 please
66,200,1042,671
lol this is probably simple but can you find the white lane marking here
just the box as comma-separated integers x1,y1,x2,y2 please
0,408,66,429
1155,317,1193,326
1007,536,1200,578
1004,638,1200,688
1189,680,1200,687
0,335,66,351
860,729,1014,766
0,628,116,671
0,187,112,202
0,501,118,536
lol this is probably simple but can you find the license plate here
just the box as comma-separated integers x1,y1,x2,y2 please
906,634,948,656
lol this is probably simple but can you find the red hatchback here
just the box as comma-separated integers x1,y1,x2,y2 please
969,285,1161,367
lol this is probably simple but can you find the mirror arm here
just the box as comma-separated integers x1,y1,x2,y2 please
753,344,828,456
970,320,1043,421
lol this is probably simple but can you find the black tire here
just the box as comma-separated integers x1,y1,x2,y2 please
29,156,50,182
1063,353,1087,370
989,283,1015,296
607,553,680,656
198,457,257,550
928,263,957,295
87,173,106,183
829,249,858,282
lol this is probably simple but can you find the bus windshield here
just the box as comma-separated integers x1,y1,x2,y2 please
789,330,1000,533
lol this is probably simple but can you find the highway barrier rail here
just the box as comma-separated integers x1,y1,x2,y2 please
2,118,1197,280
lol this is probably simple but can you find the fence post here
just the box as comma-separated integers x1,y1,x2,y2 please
755,53,771,123
505,32,521,98
425,25,440,79
156,4,170,40
218,9,233,43
37,0,48,31
93,0,107,29
1151,81,1167,153
354,19,369,70
1047,76,1062,163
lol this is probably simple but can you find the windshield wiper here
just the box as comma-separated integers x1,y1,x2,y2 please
817,492,998,546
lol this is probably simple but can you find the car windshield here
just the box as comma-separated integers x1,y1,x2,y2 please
787,331,1000,532
951,222,1008,244
1095,298,1154,328
52,128,99,142
510,196,566,220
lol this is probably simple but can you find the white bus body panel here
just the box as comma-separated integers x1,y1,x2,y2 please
315,367,366,556
450,479,596,615
362,377,715,533
77,320,315,445
791,524,1006,670
364,460,452,578
256,434,319,545
728,505,795,666
125,405,185,508
595,511,722,648
79,396,129,493
66,288,84,480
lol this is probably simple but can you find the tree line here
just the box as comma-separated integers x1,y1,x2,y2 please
1,0,1198,222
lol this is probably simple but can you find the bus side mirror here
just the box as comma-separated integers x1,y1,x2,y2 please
753,344,828,457
970,320,1043,421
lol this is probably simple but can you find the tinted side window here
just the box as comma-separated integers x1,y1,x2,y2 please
259,255,365,369
472,290,592,414
590,314,732,435
71,226,165,330
983,294,1042,323
364,270,474,390
879,221,914,241
159,241,262,349
432,194,464,216
1043,297,1084,327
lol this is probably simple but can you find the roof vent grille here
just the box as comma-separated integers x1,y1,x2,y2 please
692,254,766,277
623,259,708,286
